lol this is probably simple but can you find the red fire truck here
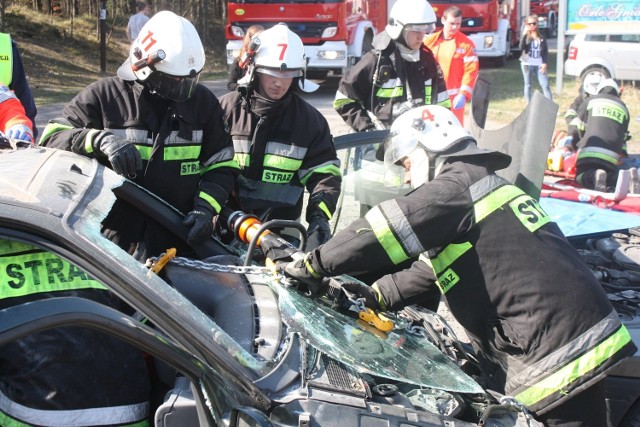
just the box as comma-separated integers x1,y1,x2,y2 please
530,0,558,38
430,0,523,66
225,0,394,78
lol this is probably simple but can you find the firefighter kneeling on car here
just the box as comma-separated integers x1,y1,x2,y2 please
280,104,637,427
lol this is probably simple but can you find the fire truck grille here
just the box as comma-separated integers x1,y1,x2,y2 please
232,22,337,40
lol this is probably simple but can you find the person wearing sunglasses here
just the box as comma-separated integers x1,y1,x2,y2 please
519,14,553,102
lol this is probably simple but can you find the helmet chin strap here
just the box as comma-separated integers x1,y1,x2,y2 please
396,38,420,62
408,148,446,188
408,148,429,188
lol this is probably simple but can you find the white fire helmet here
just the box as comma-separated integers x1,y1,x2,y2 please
582,74,603,96
117,11,205,101
386,0,437,40
381,105,510,188
241,23,318,92
596,78,620,96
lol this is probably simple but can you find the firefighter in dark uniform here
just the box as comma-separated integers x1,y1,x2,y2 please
333,0,450,132
39,12,239,259
0,239,150,426
568,78,631,192
219,24,341,250
563,73,601,128
281,105,637,427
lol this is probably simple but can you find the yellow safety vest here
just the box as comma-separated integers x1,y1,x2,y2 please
0,33,13,87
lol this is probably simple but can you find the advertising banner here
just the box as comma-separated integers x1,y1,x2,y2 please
567,0,640,33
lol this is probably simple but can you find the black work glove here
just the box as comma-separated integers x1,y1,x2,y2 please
306,214,331,251
183,200,215,245
341,281,385,311
96,133,142,178
279,253,328,296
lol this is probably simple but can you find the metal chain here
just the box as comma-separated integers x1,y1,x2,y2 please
498,395,536,423
146,255,274,276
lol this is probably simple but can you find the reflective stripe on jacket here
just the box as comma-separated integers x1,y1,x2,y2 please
38,77,239,259
39,77,238,217
0,239,150,426
219,89,341,220
310,159,637,415
0,240,106,298
334,32,450,132
0,33,12,86
572,94,630,174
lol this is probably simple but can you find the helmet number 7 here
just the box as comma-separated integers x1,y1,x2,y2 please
277,43,288,61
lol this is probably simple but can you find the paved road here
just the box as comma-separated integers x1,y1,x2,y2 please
35,78,352,139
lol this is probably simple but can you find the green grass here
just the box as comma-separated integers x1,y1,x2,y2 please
7,5,229,106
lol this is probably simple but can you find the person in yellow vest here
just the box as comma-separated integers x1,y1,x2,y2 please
0,33,37,138
0,239,151,426
424,6,479,125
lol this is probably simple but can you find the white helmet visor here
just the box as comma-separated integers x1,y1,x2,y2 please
383,125,422,166
404,23,436,34
145,71,200,102
255,67,302,79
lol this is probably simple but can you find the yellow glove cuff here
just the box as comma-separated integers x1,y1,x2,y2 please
304,254,321,278
371,282,387,311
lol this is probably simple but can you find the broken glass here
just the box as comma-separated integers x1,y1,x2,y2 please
273,279,484,394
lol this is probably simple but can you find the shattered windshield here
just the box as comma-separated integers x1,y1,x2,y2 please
273,280,484,394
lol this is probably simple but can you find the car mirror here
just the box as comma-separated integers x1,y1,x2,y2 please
230,406,273,426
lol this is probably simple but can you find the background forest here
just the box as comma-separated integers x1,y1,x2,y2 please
1,0,230,104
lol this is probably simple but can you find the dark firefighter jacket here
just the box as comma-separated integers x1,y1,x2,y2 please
334,32,451,132
219,88,341,222
0,239,150,426
305,158,637,415
569,93,630,178
39,77,239,259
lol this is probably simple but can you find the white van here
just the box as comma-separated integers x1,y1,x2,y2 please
565,33,640,82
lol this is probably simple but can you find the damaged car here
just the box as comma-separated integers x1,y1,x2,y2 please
0,145,546,426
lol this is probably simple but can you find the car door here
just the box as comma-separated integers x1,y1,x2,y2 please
0,229,278,427
607,34,640,81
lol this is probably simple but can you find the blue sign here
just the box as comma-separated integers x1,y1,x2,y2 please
567,0,640,33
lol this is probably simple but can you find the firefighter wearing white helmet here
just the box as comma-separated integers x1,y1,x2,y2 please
280,103,636,427
386,0,437,40
334,0,449,134
121,10,205,101
569,77,631,192
381,105,499,188
583,73,603,96
238,23,318,93
563,73,602,132
40,10,240,255
219,23,341,250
